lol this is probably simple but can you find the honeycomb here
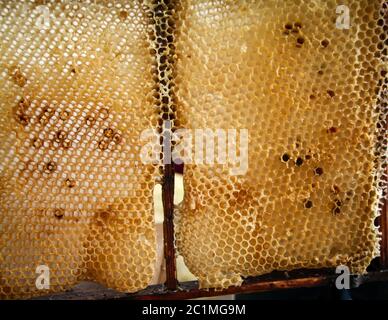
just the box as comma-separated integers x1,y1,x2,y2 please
0,0,387,298
0,0,162,298
174,0,387,288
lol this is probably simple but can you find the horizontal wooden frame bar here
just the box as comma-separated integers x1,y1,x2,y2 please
35,268,388,300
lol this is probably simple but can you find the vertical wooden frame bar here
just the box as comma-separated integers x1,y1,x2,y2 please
162,163,177,290
381,197,388,268
153,0,178,290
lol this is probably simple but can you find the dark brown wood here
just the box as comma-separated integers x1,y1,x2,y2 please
381,193,388,268
35,269,388,300
377,0,388,268
135,277,333,300
154,0,178,291
162,163,177,290
131,269,388,300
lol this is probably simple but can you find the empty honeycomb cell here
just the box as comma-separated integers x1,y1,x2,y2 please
174,0,387,289
0,0,160,298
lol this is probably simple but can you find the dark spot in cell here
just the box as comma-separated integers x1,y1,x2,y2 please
321,39,330,48
45,161,57,173
44,107,54,116
304,199,313,209
104,128,114,138
158,63,167,72
60,110,70,121
113,133,122,144
99,108,109,119
56,130,67,141
309,94,316,100
305,155,311,160
327,90,335,98
294,22,302,29
99,211,109,220
333,206,341,215
62,139,72,149
317,70,324,76
281,153,290,162
157,38,168,47
54,209,64,220
311,183,317,188
18,97,30,112
119,10,128,21
160,55,167,64
335,199,342,207
332,185,341,194
85,115,95,126
296,37,305,47
14,99,31,126
285,23,293,30
65,178,76,188
34,0,45,6
39,107,54,124
10,66,27,87
70,68,76,74
32,138,43,148
327,126,338,133
16,114,29,126
98,139,109,150
314,167,323,175
295,157,303,166
162,96,169,104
